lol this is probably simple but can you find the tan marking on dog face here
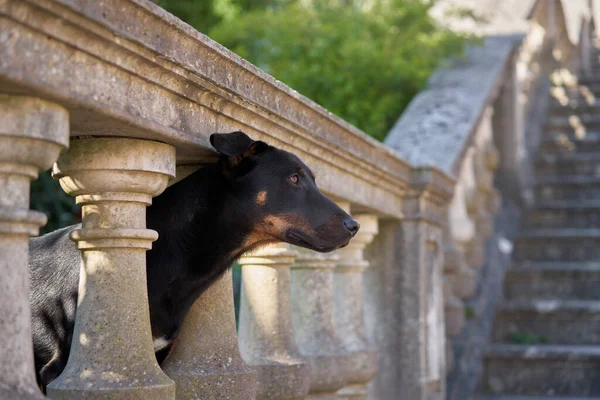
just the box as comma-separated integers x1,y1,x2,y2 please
255,191,267,206
259,214,312,237
233,213,314,260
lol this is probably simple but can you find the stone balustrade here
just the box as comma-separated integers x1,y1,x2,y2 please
441,107,502,360
0,95,69,400
0,1,525,399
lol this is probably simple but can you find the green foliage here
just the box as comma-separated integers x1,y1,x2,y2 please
464,305,476,319
157,0,290,32
206,0,476,140
507,332,549,345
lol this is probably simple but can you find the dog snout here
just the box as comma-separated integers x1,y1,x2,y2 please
343,217,360,237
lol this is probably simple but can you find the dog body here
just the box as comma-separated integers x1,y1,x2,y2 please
29,132,358,390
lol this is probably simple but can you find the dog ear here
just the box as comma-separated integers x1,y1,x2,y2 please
210,131,269,159
210,131,254,157
210,132,270,174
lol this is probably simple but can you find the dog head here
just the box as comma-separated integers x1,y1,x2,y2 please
211,131,359,252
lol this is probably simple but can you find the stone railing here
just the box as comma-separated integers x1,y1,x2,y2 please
385,36,519,381
0,1,454,400
385,0,585,398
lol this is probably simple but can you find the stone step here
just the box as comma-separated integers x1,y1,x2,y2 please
513,229,600,262
549,89,598,105
577,75,600,86
505,262,600,301
493,300,600,345
549,103,600,117
539,131,600,153
546,114,600,131
523,203,600,229
534,176,600,202
483,344,600,396
535,152,600,176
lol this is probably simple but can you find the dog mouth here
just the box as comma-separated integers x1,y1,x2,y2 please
286,230,348,253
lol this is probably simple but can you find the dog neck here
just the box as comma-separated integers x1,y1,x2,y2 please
148,164,256,274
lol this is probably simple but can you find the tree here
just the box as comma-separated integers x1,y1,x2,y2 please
208,0,475,140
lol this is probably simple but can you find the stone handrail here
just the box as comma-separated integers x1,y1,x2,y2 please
1,1,454,399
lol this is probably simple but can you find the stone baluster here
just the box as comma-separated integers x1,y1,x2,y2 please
291,247,348,399
446,170,477,299
47,138,176,399
161,269,257,399
392,170,451,400
443,152,478,342
467,107,501,270
0,95,69,399
237,243,311,400
334,207,379,400
460,146,485,271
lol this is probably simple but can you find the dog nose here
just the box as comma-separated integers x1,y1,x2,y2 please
343,217,360,237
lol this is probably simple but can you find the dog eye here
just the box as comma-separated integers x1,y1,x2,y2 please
288,174,299,185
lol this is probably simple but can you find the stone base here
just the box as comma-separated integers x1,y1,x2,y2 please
337,384,368,400
305,353,348,398
306,395,338,400
253,362,311,400
47,381,174,400
167,369,257,400
343,349,378,388
0,387,46,400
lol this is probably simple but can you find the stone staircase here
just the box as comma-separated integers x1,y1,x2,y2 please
478,62,600,397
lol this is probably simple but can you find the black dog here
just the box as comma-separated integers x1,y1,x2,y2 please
29,131,359,390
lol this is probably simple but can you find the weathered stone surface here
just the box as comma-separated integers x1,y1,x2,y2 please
161,270,257,400
385,36,518,177
535,176,600,202
505,262,600,301
480,36,600,397
334,211,379,400
484,344,600,397
523,204,600,229
47,138,176,399
447,204,519,400
238,244,310,400
0,0,412,218
535,152,600,177
445,292,466,338
0,95,69,399
513,229,600,262
369,176,450,400
494,300,600,345
291,248,348,399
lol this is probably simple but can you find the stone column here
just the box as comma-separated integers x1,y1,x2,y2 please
161,269,258,400
389,170,452,400
238,243,311,400
0,95,69,400
443,163,476,341
492,56,526,207
47,138,176,399
334,210,379,400
291,248,348,399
